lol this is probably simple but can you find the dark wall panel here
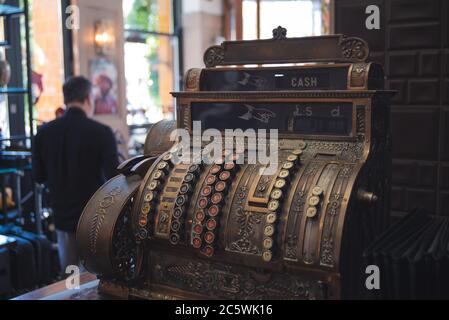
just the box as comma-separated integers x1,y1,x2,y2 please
389,0,440,22
391,108,439,160
443,111,449,160
442,166,449,189
444,53,449,76
389,24,440,50
389,53,417,77
444,81,449,104
335,0,447,217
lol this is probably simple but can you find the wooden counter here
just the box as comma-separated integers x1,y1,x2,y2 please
12,273,122,300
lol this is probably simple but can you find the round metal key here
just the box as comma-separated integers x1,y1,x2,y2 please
266,213,277,224
198,197,209,209
262,250,273,262
193,224,203,235
144,191,154,202
139,216,148,227
282,162,295,170
171,220,181,232
219,171,231,181
312,186,324,197
263,238,273,249
264,224,275,237
309,196,320,206
148,180,160,191
278,170,290,179
157,161,169,171
215,181,227,192
270,189,283,200
206,219,217,231
268,200,280,212
195,211,205,222
210,165,221,175
287,155,298,163
203,246,214,257
188,164,200,173
298,140,307,150
152,170,165,180
275,179,287,189
176,195,187,207
179,184,191,195
211,193,223,205
292,149,303,156
173,207,183,219
169,233,180,245
224,162,235,171
162,153,172,161
192,237,202,248
206,175,216,185
201,186,212,197
204,231,215,244
306,207,318,218
141,203,151,215
208,205,220,217
184,173,195,183
138,228,148,240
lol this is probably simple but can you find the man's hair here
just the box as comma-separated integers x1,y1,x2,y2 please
63,76,92,105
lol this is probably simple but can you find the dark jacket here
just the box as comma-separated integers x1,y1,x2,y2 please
32,107,119,232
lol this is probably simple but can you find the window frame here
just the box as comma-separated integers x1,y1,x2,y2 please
225,0,331,41
123,0,183,131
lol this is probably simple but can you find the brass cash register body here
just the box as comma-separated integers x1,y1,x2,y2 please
76,29,394,299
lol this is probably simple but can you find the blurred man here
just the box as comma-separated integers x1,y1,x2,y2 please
32,76,119,274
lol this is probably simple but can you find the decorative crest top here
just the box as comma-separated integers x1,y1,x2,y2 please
203,27,370,68
272,26,287,40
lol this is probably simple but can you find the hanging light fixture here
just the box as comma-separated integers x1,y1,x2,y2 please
94,19,114,56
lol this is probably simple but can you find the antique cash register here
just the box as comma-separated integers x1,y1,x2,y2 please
76,28,394,300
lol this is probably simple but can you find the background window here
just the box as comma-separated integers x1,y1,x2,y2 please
227,0,331,41
123,0,180,128
30,0,65,124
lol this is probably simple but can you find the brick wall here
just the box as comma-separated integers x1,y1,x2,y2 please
335,0,449,219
